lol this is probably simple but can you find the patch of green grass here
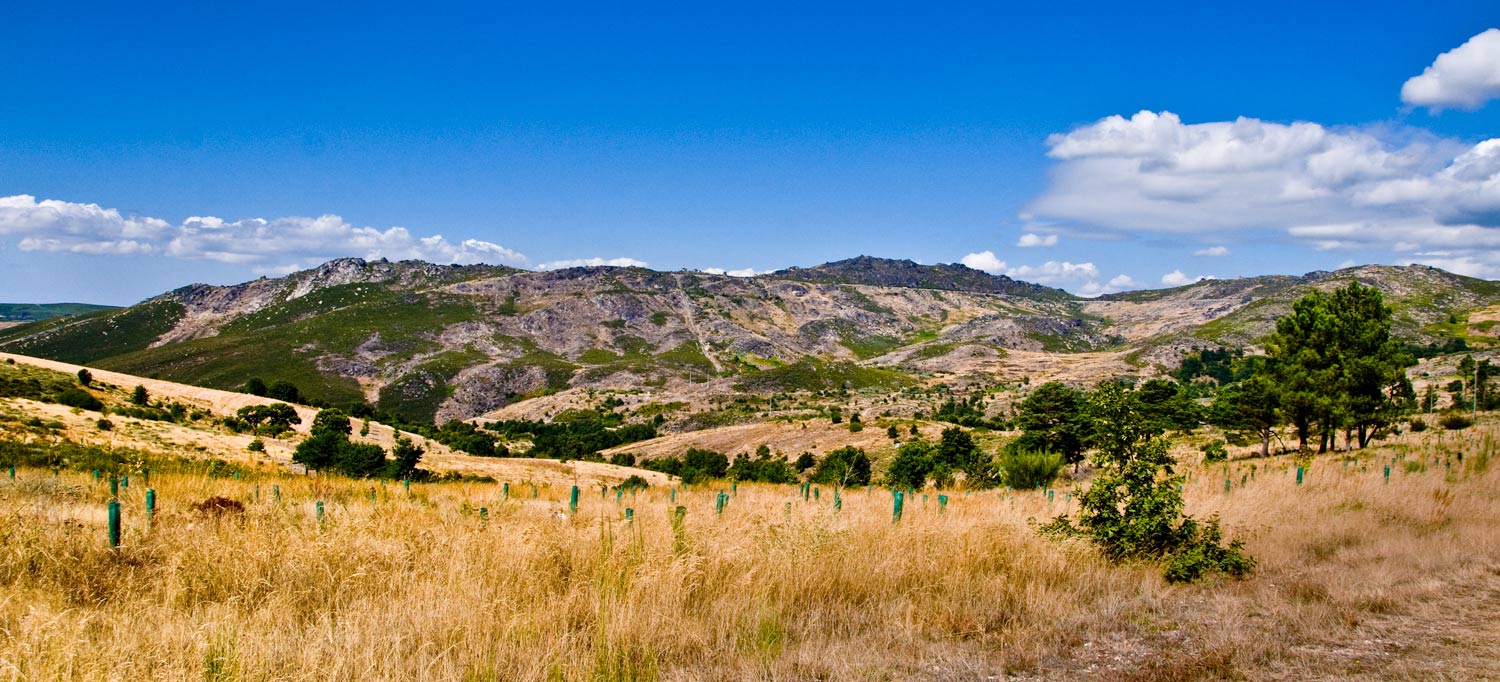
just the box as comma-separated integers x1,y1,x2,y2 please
911,342,958,360
649,311,670,326
656,341,715,373
733,358,914,392
613,335,652,355
578,348,624,364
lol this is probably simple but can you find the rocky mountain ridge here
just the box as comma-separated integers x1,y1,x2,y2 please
2,257,1495,425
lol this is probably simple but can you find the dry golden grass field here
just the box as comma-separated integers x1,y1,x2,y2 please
2,416,1499,681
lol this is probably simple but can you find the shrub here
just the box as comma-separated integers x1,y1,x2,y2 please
56,387,103,411
131,384,149,406
614,474,650,491
1201,440,1229,463
810,446,872,487
609,452,637,467
95,418,113,431
885,440,932,489
794,452,815,471
1409,418,1428,433
1041,382,1253,583
997,448,1063,490
247,438,265,452
76,369,92,386
1440,413,1473,430
243,377,267,397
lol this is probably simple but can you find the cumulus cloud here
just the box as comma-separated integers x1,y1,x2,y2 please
535,257,648,270
1401,29,1500,111
1194,246,1230,256
1026,110,1500,277
960,250,1008,274
1075,274,1140,298
0,195,530,270
1015,232,1058,248
1161,270,1212,287
961,250,1136,296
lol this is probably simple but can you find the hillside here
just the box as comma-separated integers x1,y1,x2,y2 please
1,257,1496,430
0,352,667,487
0,302,116,329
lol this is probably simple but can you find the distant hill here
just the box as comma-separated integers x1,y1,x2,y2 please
771,256,1075,301
0,302,116,323
1,256,1494,427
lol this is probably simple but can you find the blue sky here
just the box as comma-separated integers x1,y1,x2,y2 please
3,2,1500,303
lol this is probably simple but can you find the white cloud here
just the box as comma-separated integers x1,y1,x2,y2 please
1015,232,1058,248
960,250,1008,275
536,257,648,270
1027,110,1500,277
1193,246,1230,256
962,250,1135,296
1007,260,1100,284
1401,29,1500,111
1161,270,1213,287
1075,274,1141,298
0,195,531,269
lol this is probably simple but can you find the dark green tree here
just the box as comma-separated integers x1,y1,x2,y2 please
1208,375,1282,458
267,380,302,404
1135,378,1201,432
386,436,425,479
236,403,301,435
885,440,932,489
1265,281,1414,451
76,369,92,386
311,408,353,436
243,377,268,397
1014,382,1090,469
131,384,149,406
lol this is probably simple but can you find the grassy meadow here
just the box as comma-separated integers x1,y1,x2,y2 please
2,422,1499,680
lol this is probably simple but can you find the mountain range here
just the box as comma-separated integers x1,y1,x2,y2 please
2,256,1495,425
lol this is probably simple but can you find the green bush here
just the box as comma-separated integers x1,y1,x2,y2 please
95,418,113,431
56,387,103,411
997,447,1063,490
1409,418,1428,433
810,446,872,487
247,438,265,452
1040,382,1253,583
614,474,650,491
1440,413,1473,430
1201,440,1229,463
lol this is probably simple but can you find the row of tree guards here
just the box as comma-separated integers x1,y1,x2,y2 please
0,449,1469,550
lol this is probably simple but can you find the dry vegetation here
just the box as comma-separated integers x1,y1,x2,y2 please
2,417,1499,680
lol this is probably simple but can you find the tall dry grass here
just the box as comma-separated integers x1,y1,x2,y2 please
2,422,1499,680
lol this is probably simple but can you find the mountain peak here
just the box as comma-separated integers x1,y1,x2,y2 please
769,255,1074,300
